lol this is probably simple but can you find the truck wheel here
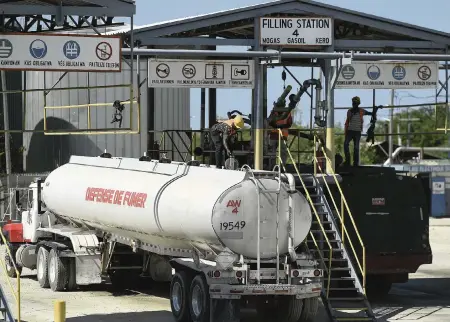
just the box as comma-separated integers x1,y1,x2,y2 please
299,298,319,322
257,296,303,322
170,271,191,322
189,275,210,322
66,258,77,291
48,249,69,292
5,251,22,278
37,247,50,288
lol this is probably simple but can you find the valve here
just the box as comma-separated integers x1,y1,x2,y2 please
111,100,126,128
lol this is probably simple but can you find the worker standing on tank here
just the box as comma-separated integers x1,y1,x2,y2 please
344,96,373,166
209,115,244,169
267,100,293,167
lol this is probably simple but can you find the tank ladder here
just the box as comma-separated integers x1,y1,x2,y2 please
244,165,289,284
298,175,377,321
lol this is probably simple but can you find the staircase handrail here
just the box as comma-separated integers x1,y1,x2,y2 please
277,129,333,298
315,139,366,294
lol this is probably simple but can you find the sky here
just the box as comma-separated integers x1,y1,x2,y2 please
128,0,450,131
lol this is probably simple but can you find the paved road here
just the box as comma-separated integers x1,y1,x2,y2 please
1,218,449,322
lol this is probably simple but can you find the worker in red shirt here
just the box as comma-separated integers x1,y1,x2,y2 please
344,96,373,166
267,104,293,167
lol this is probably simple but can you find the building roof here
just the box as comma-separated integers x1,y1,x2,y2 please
0,0,136,17
114,0,450,53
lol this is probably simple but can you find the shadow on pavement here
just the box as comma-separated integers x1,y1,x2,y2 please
77,281,171,299
370,277,450,321
66,311,173,322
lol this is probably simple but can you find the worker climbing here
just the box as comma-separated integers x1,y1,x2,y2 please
344,96,373,166
267,71,322,169
209,114,244,169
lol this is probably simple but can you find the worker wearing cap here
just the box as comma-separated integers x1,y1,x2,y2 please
209,115,244,169
267,101,293,167
344,96,373,166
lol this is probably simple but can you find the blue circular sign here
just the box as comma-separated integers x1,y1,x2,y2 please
392,66,406,80
29,39,47,59
367,65,380,80
63,41,81,60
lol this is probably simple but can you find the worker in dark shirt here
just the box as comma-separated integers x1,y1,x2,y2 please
209,115,245,169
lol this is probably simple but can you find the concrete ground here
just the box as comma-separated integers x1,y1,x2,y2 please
0,218,449,322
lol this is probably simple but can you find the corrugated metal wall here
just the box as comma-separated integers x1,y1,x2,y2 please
23,59,191,172
153,87,191,162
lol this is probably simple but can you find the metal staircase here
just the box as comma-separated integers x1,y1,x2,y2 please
274,129,376,322
297,174,376,322
0,283,14,322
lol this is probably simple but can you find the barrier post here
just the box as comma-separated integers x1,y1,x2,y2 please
54,300,66,322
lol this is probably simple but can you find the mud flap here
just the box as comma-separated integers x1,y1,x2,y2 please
210,299,240,322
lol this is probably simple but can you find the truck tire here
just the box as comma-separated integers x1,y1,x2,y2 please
37,247,50,288
299,298,319,322
66,258,77,291
170,271,192,322
257,296,303,322
189,274,210,322
48,249,69,292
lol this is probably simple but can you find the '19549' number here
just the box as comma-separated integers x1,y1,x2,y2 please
220,221,246,231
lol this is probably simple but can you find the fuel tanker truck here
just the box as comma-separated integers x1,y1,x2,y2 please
2,154,323,322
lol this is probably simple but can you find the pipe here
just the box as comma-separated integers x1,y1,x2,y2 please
335,102,447,110
122,48,450,61
384,147,450,166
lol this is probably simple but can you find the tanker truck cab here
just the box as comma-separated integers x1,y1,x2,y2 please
21,181,55,243
2,179,55,278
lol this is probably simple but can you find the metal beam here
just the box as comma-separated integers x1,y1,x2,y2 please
335,40,448,50
134,37,255,47
127,0,450,45
130,2,299,38
0,3,135,17
297,2,450,45
123,48,450,61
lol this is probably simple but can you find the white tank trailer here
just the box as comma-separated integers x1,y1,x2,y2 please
2,155,322,322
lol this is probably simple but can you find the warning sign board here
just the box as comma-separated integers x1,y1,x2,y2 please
335,61,438,89
148,59,255,89
0,33,122,72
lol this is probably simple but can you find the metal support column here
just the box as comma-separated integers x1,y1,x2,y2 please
253,19,264,170
324,61,336,173
200,88,206,147
389,89,394,164
0,71,12,219
263,65,268,121
208,41,217,128
445,49,449,157
208,89,217,127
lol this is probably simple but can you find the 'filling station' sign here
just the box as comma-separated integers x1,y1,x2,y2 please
259,17,333,47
